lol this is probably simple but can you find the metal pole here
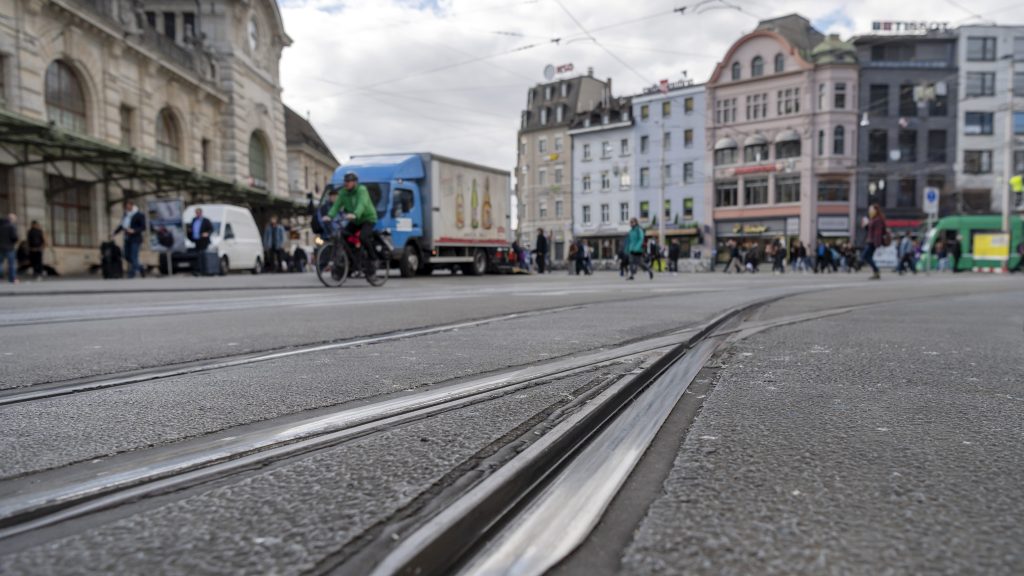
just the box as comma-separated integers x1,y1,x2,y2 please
658,119,666,251
1002,56,1014,240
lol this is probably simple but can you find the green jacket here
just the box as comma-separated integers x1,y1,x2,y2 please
328,184,377,224
627,225,645,254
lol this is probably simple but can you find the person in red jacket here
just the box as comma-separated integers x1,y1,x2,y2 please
863,203,887,280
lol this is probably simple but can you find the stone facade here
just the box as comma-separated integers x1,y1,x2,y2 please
0,0,291,274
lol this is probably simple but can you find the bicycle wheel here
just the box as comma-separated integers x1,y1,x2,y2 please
316,243,349,287
365,248,391,287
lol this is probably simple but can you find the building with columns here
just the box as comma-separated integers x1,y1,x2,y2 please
706,14,859,257
0,0,295,274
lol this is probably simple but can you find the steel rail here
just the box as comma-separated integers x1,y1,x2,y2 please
0,328,697,539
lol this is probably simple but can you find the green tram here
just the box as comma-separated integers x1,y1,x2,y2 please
919,215,1023,271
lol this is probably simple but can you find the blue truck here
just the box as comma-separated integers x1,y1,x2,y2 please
330,153,512,276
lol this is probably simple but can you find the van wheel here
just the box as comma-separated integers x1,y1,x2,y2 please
400,245,420,278
219,256,229,276
252,256,262,275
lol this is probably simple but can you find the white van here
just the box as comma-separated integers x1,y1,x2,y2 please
176,204,265,274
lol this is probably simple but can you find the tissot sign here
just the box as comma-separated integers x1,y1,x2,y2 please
871,21,950,34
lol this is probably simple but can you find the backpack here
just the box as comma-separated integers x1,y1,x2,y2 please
881,229,892,247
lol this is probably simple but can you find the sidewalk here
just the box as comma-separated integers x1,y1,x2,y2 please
623,290,1024,575
0,272,326,296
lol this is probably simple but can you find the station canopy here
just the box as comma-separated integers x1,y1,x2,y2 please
0,108,303,215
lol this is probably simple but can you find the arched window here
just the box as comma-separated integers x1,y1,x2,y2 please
774,53,785,73
731,62,741,81
751,56,764,78
833,125,845,155
248,131,269,187
155,108,181,164
45,61,87,133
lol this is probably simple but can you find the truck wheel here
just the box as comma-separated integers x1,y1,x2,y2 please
252,256,262,275
400,245,420,278
467,249,487,276
219,256,230,276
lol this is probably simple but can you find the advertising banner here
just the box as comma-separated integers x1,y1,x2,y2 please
973,233,1010,261
147,198,185,253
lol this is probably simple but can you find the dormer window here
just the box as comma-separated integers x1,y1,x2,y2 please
544,86,553,100
751,56,764,77
540,108,549,125
556,105,564,123
560,83,568,97
774,53,785,73
731,62,741,81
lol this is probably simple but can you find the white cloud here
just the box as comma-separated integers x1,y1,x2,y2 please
279,0,1023,175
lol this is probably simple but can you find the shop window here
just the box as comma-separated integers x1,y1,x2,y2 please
48,176,93,247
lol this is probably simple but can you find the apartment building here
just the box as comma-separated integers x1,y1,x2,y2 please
706,14,859,255
568,97,633,260
954,26,1024,213
516,72,608,257
632,81,707,257
853,31,958,234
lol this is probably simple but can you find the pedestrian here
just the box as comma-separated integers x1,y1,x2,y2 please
668,240,680,274
795,241,809,273
950,234,963,273
935,240,948,272
648,240,663,273
1011,240,1024,273
188,208,214,253
897,233,916,275
724,240,743,273
772,238,785,274
814,241,832,274
292,244,308,273
862,203,887,280
626,218,653,280
744,242,759,273
618,247,629,277
0,213,18,284
583,241,593,275
26,220,46,281
709,247,718,272
569,240,582,275
113,200,146,278
263,215,286,272
533,228,548,274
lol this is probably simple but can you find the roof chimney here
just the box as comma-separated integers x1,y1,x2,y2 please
587,66,594,77
604,78,612,108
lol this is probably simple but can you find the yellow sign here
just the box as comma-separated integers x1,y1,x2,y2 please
974,233,1010,260
547,153,560,161
732,224,768,234
1011,175,1023,193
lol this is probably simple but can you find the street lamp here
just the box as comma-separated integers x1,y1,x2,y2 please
1000,54,1016,250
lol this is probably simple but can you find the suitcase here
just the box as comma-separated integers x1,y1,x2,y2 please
197,250,221,276
100,242,123,279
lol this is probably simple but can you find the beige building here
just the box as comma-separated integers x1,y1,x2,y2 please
706,15,859,254
285,105,338,201
0,0,294,274
516,71,607,259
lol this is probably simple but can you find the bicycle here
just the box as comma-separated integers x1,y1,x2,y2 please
315,222,392,288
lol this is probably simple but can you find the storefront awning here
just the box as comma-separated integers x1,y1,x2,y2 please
744,134,768,146
714,137,738,150
0,108,303,215
774,129,800,143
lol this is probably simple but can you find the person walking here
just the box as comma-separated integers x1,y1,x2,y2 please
534,228,548,274
0,213,18,284
113,200,146,278
771,238,786,274
618,247,629,277
189,208,214,253
950,234,963,273
724,240,743,273
26,220,46,280
796,241,809,273
862,203,887,280
626,218,653,280
648,240,663,273
668,240,680,275
897,233,917,275
263,215,286,272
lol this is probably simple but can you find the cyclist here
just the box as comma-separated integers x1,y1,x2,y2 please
324,172,376,254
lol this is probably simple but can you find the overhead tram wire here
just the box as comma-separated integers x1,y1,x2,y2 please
551,0,655,85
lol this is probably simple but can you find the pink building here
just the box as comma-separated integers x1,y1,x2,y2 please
706,15,859,257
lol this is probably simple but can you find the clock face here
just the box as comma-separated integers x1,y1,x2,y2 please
248,17,259,51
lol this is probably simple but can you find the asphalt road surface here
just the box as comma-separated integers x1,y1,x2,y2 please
0,270,1020,575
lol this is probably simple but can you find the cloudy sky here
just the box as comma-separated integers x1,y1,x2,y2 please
278,0,1023,174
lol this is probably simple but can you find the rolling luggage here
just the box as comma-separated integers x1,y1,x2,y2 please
197,250,221,276
100,241,123,279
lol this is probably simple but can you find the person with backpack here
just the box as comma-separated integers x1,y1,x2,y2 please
863,203,887,280
626,218,653,280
